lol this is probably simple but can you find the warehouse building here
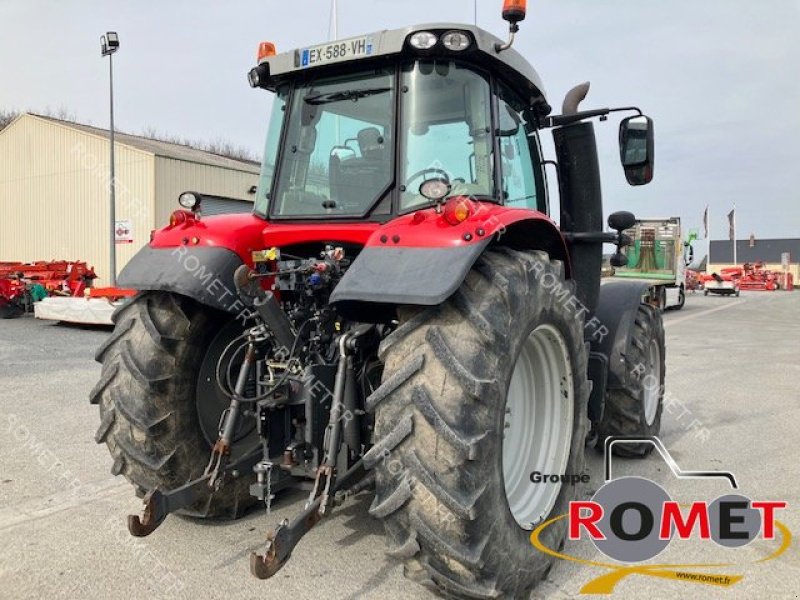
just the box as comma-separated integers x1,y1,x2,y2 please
0,113,261,286
708,238,800,281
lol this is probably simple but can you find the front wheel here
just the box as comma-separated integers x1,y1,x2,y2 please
367,249,589,599
675,286,686,310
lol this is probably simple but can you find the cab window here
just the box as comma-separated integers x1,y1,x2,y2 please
497,85,546,212
400,61,494,211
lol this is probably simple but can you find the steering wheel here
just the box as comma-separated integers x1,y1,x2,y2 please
405,168,451,191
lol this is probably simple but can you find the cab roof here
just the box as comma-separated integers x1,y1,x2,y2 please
257,23,550,113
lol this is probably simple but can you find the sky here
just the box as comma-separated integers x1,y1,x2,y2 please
1,0,798,240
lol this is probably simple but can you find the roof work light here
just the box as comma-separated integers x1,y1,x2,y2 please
409,31,438,50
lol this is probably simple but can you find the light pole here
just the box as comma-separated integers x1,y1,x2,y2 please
101,32,119,287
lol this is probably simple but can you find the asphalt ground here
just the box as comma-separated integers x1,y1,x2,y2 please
0,291,798,599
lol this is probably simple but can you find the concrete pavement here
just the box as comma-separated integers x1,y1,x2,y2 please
1,291,798,599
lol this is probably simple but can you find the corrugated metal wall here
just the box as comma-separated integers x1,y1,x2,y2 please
154,157,259,227
0,115,155,286
201,197,255,215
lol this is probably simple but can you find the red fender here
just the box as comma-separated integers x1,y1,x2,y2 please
360,202,570,275
143,203,568,316
329,202,571,318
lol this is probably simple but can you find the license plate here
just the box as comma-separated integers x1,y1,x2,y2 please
297,36,374,69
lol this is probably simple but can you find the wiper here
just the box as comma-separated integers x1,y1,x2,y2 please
304,87,391,105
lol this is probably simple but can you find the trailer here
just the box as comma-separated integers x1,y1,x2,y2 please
612,217,688,310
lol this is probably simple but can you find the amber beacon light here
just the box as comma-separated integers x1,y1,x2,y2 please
502,0,527,23
497,0,527,51
257,42,277,61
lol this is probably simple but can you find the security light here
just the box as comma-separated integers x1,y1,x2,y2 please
101,31,119,56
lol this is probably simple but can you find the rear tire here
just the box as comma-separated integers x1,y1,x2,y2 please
90,292,256,518
367,249,589,599
595,304,665,457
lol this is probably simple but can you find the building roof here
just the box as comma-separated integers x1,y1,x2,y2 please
709,238,800,263
28,113,261,174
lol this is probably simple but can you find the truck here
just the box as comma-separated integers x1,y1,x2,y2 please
90,3,666,597
612,217,688,310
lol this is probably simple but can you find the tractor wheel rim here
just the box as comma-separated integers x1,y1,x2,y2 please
502,324,574,530
643,339,661,426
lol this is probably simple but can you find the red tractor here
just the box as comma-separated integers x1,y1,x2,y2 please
91,4,665,597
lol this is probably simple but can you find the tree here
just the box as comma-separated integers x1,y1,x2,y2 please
0,109,20,131
0,106,260,163
0,107,77,131
138,128,259,163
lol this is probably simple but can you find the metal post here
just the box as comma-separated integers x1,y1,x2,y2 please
707,207,711,271
108,52,117,287
331,0,340,144
732,204,737,267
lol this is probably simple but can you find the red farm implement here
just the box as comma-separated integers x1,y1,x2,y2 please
737,262,793,291
699,262,794,295
0,260,98,318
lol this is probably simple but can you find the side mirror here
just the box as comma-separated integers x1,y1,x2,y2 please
610,252,628,268
619,115,654,186
608,211,636,232
684,243,695,266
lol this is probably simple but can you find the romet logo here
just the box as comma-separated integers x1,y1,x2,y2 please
530,436,791,594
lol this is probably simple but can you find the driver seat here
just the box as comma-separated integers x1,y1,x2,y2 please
357,127,385,161
330,127,389,210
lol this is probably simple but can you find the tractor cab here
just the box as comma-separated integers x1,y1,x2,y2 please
248,24,551,221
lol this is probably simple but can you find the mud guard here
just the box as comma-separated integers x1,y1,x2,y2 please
118,245,246,313
586,280,650,423
330,240,490,321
